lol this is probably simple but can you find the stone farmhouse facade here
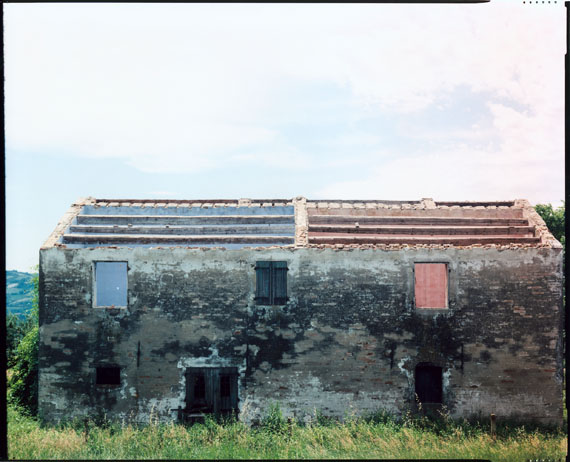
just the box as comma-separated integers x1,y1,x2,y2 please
38,197,564,425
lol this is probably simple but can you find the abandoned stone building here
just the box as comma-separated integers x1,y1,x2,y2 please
38,197,564,425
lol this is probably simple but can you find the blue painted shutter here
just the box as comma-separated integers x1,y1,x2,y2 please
95,262,127,307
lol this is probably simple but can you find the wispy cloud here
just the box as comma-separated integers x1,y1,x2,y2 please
4,3,565,272
5,3,564,178
316,140,562,206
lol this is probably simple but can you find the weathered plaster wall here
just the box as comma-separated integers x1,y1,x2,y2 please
38,245,563,425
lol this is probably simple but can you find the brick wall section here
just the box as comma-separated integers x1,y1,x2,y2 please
39,244,563,425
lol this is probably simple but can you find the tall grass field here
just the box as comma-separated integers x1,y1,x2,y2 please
8,404,567,460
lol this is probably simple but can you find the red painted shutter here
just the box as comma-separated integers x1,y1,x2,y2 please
415,263,447,308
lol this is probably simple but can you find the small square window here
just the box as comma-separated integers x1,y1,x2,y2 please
94,262,127,307
255,261,288,305
96,366,121,385
414,263,448,309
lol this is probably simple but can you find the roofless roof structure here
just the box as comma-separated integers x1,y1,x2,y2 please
42,197,561,250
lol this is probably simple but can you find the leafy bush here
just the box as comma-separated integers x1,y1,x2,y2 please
7,272,39,415
261,402,288,434
7,313,27,367
535,202,565,249
8,325,39,415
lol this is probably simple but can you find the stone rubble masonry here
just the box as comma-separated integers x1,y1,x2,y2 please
516,198,563,248
293,196,308,247
42,197,95,249
37,197,564,426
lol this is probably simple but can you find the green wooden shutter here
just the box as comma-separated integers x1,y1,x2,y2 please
229,372,238,411
186,369,208,411
255,262,271,304
272,261,288,305
206,368,220,414
219,367,239,412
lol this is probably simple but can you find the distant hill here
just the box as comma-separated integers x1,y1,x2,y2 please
6,270,36,319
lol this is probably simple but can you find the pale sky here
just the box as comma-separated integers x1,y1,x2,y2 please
4,2,565,272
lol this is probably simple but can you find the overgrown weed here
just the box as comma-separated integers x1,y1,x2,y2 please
7,403,567,460
260,402,288,434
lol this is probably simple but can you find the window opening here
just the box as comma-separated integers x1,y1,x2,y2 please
185,367,238,418
95,261,128,307
414,263,448,309
96,366,121,385
255,261,288,305
415,363,443,404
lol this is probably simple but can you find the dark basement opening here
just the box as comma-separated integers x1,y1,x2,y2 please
415,363,443,404
96,366,121,385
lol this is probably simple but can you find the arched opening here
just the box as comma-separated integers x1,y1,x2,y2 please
415,363,443,404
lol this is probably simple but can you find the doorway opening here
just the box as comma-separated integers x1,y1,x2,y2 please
415,363,443,404
184,367,239,421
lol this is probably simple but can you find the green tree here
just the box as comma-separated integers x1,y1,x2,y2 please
7,314,27,368
7,272,39,416
535,202,565,250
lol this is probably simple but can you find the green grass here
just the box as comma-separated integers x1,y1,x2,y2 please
8,405,567,460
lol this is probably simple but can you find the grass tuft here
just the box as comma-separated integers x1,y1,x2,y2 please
7,404,568,460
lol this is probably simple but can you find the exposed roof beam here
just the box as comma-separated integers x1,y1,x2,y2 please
62,234,295,244
69,224,296,235
309,225,535,236
309,216,529,226
77,215,295,225
309,236,541,245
